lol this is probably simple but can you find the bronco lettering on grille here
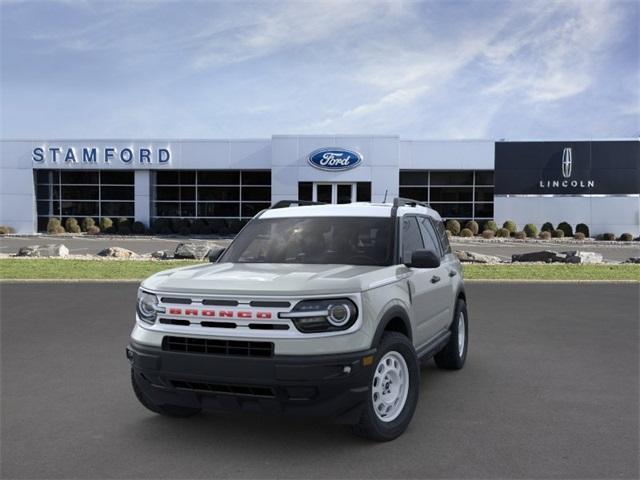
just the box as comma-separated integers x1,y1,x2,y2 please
166,308,272,320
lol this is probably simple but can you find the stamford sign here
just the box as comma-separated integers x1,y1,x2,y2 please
32,146,171,165
308,148,362,171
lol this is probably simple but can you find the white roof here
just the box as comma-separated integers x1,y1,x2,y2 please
259,202,442,220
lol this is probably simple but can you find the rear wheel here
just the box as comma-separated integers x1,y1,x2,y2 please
352,332,419,441
434,298,468,370
131,369,201,417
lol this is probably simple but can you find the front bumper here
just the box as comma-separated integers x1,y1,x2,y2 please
127,340,376,424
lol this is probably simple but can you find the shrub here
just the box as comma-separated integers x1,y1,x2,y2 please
514,231,526,240
445,230,452,240
523,223,538,238
116,217,132,234
502,220,517,234
599,232,615,241
81,217,95,232
539,231,551,240
151,218,172,235
99,217,114,233
445,219,461,236
541,222,554,233
47,218,61,233
64,217,81,234
618,233,633,242
464,220,479,235
575,223,590,238
86,225,100,235
481,229,495,239
496,228,510,238
574,232,586,240
459,228,473,237
483,220,498,233
132,221,146,235
551,229,565,238
0,225,15,234
53,225,66,234
557,221,573,238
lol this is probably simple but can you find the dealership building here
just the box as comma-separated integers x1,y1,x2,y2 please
0,136,638,235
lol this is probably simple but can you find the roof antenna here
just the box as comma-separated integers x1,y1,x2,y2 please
383,189,388,203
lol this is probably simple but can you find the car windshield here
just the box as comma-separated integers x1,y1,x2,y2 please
221,216,394,266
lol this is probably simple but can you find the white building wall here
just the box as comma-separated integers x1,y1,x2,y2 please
0,141,37,233
399,140,494,170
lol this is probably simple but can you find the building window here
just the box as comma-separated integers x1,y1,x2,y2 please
35,170,134,231
151,170,271,221
399,170,494,222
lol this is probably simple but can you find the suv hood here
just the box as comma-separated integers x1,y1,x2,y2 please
142,262,400,296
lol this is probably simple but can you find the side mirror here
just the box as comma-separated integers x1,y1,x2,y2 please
405,249,440,269
208,247,226,263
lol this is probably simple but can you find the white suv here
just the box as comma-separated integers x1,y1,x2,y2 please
127,198,468,441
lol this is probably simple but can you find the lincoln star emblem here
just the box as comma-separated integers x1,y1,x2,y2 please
561,147,572,178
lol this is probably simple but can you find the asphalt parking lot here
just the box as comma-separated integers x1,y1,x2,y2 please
1,282,638,479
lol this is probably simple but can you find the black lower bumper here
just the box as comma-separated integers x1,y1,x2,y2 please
127,341,376,424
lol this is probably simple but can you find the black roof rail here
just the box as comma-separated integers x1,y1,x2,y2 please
270,200,326,209
391,197,430,217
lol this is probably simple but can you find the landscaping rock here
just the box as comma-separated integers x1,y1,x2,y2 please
511,250,567,263
97,246,137,258
151,250,171,260
455,250,502,264
174,242,211,260
207,245,226,262
623,257,640,264
562,251,603,264
17,244,69,258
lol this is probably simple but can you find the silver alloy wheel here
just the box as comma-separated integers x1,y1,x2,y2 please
371,351,409,422
458,311,466,357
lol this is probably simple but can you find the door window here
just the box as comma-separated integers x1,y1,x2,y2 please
418,217,442,257
431,218,452,255
336,184,353,204
401,216,425,263
316,184,332,203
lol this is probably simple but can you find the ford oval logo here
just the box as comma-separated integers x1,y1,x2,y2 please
307,148,362,171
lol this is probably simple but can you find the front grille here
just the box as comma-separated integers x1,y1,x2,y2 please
171,380,275,398
162,336,274,357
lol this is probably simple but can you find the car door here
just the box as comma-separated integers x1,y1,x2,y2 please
400,215,448,347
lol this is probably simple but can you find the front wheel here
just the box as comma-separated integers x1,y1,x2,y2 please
352,332,420,441
434,298,468,370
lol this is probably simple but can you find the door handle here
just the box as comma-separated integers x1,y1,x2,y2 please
448,270,457,277
431,275,441,284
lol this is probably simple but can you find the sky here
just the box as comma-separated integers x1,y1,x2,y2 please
1,0,638,140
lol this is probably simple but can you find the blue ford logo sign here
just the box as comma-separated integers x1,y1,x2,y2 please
308,148,362,171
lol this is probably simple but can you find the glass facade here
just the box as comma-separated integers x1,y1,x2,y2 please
151,170,271,221
399,170,494,222
35,170,134,231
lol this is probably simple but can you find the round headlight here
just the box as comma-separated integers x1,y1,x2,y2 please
327,303,351,327
137,291,159,324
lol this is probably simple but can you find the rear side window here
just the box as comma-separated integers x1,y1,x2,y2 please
418,217,442,257
431,218,452,254
401,216,424,263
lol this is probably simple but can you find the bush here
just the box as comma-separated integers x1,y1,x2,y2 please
502,220,517,234
575,223,590,238
514,231,526,240
445,219,461,236
539,231,551,240
99,217,114,233
618,233,633,242
464,220,479,235
483,220,498,233
459,228,473,237
481,229,495,239
52,225,66,234
574,232,586,240
116,217,131,235
64,217,81,234
599,232,615,241
541,222,554,233
151,218,172,235
0,225,15,234
86,225,100,235
523,223,538,238
496,228,510,238
47,218,61,233
81,217,95,232
557,221,573,238
445,230,452,240
552,229,565,238
132,221,146,235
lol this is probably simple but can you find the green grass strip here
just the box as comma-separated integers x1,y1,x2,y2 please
0,259,638,281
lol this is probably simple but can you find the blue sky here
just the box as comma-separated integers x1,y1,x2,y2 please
1,0,638,139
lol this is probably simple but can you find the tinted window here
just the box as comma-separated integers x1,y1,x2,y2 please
418,217,442,257
432,218,452,254
222,217,394,266
401,217,424,263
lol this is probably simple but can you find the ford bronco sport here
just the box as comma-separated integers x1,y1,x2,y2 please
128,198,468,441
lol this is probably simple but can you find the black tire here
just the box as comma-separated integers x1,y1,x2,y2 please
434,298,468,370
131,369,201,418
352,332,420,442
